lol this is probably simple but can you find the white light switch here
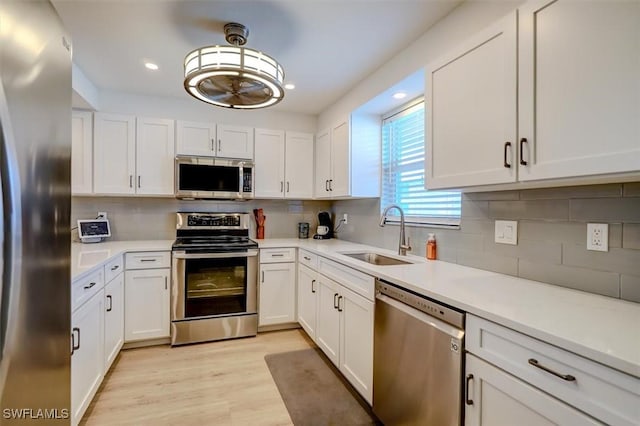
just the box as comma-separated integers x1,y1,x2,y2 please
495,220,518,245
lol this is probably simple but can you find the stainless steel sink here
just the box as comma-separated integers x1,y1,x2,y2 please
341,252,413,266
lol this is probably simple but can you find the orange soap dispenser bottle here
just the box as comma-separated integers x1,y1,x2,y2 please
426,233,437,260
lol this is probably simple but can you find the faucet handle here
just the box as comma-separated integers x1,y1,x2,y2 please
406,237,412,252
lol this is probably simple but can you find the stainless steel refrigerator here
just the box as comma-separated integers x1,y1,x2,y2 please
0,0,71,423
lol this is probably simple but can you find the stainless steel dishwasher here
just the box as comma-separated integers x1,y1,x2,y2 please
373,278,465,426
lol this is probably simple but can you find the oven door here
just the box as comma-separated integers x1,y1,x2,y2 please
171,249,258,321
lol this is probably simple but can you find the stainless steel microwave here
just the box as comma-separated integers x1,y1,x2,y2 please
175,156,254,200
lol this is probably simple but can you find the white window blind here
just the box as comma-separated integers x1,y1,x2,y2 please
381,100,461,226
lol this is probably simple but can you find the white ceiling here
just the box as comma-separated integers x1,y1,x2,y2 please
52,0,461,115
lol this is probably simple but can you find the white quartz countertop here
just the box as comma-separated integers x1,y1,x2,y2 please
71,240,173,281
259,238,640,378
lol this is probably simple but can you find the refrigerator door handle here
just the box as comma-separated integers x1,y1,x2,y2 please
0,81,24,360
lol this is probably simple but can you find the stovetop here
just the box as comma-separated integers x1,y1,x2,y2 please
172,235,258,251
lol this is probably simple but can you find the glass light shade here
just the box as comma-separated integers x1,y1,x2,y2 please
183,44,285,109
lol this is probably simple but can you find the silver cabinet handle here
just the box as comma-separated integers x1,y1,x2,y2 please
139,258,157,263
106,295,113,312
110,265,119,271
311,279,316,293
465,374,474,405
83,282,96,290
286,181,290,192
261,271,265,283
333,293,339,309
325,180,329,192
218,139,222,152
271,253,284,257
329,179,333,191
528,359,576,382
519,137,528,166
280,181,283,192
211,138,215,152
303,256,311,261
129,175,133,188
165,277,168,290
138,175,141,188
337,295,343,312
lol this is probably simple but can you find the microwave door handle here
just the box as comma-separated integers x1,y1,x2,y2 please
173,250,259,260
238,164,243,196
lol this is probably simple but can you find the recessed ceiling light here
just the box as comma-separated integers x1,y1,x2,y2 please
393,92,407,99
284,83,295,90
145,62,159,71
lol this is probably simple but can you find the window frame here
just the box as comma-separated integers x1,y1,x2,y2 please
380,97,461,228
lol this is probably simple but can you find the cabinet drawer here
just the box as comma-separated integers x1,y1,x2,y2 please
72,268,105,312
260,248,295,263
298,249,318,269
466,315,640,426
104,255,124,282
317,256,374,301
125,251,171,270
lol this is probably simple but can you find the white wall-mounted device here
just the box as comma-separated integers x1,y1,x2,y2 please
77,219,111,243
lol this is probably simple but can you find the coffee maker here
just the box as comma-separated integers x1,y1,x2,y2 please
313,211,334,239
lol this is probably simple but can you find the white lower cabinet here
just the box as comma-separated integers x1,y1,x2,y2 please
296,263,318,340
315,273,374,404
465,354,600,426
71,289,104,426
259,255,296,326
124,268,170,342
103,272,124,371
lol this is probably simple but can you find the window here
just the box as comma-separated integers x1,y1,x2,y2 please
381,99,461,226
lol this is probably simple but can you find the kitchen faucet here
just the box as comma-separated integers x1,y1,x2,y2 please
379,204,412,256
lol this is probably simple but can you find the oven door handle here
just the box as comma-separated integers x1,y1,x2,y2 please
173,250,258,259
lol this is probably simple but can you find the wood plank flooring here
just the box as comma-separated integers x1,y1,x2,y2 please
81,329,314,426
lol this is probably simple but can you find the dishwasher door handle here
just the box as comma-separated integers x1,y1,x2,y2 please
376,293,464,339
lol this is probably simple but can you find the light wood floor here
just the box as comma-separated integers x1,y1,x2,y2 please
81,329,314,426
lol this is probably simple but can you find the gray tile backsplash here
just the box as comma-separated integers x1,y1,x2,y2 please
332,182,640,303
72,197,332,241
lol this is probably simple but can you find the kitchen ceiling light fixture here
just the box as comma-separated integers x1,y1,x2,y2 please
145,62,159,70
183,22,285,109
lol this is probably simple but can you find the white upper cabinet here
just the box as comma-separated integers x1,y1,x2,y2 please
135,117,175,195
217,124,254,159
93,113,136,195
284,132,314,198
254,128,286,198
254,129,314,199
71,110,93,195
314,116,380,199
314,128,332,198
94,113,174,196
175,120,216,156
426,1,640,190
425,12,517,189
518,0,640,181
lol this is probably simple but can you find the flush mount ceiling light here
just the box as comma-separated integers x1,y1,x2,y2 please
183,22,285,109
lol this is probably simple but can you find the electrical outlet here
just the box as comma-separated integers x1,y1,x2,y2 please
97,211,107,219
587,223,608,252
343,213,348,224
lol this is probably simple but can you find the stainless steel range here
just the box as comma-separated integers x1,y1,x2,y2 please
171,212,258,346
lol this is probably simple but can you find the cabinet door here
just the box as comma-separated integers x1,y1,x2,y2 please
297,264,318,340
254,128,285,198
136,117,175,195
217,124,254,159
104,273,124,372
285,132,314,199
330,120,350,197
315,276,341,366
518,0,640,181
124,269,170,342
425,12,517,189
314,128,332,198
339,286,374,404
93,113,136,194
71,111,93,195
465,354,601,426
259,262,296,326
175,120,216,156
71,290,104,426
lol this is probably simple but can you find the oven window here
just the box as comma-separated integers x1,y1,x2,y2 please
184,257,247,317
179,164,240,192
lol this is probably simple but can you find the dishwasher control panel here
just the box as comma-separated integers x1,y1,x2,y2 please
375,279,465,329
